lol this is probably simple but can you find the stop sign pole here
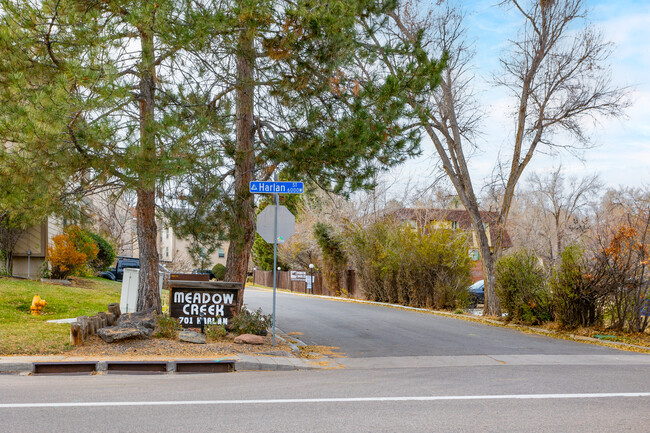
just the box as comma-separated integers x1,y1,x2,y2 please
250,177,303,346
271,187,279,346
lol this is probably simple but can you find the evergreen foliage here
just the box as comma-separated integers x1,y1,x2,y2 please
158,0,445,283
313,222,349,295
211,263,227,281
0,0,445,303
87,232,116,272
0,0,232,311
251,187,300,271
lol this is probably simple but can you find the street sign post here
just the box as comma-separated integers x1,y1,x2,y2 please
250,181,304,194
250,178,302,346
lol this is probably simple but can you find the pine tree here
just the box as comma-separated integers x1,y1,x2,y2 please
0,0,225,311
163,0,445,283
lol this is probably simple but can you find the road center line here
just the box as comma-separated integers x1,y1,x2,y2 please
2,393,649,408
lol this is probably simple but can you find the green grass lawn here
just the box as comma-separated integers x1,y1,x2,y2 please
0,276,121,355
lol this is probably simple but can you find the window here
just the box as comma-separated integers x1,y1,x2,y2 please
218,247,225,258
166,247,169,258
166,227,169,239
451,221,458,230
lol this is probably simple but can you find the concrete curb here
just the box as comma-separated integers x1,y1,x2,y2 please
274,328,307,356
0,352,328,375
0,362,33,374
0,326,338,375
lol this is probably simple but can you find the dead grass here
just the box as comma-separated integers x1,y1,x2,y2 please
298,345,345,359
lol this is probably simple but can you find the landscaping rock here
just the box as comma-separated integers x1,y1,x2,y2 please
96,308,157,343
116,308,156,330
234,334,264,345
97,325,153,343
179,331,206,344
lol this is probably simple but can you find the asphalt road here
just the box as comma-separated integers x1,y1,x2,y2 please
1,365,649,432
1,288,648,432
242,288,632,358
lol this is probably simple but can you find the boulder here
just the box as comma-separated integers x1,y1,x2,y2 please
97,325,153,343
234,334,264,345
116,308,156,330
179,330,207,344
97,308,156,343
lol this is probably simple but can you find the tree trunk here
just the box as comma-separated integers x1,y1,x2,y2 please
481,243,499,316
136,187,160,312
464,202,501,316
4,250,12,275
135,22,161,313
225,28,256,285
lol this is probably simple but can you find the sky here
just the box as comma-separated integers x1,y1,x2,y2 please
391,0,650,194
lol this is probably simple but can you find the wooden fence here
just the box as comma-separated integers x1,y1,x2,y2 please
252,269,364,299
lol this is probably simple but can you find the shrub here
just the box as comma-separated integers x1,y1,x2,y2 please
252,233,289,271
496,250,551,325
88,232,116,272
550,245,604,328
313,222,348,296
212,263,227,281
205,324,227,341
47,225,99,279
347,219,471,310
230,306,272,336
153,315,181,339
589,223,649,332
66,225,99,264
39,261,50,279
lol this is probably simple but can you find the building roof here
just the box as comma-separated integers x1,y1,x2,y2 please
391,208,512,249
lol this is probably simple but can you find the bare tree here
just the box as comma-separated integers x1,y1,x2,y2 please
89,190,138,257
527,166,601,262
368,0,629,315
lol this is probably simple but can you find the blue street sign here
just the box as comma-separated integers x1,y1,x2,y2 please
250,181,304,194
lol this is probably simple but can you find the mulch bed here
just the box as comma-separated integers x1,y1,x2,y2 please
66,334,294,359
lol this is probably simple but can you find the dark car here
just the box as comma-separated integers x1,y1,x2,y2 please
99,257,140,282
192,269,215,280
99,257,169,282
467,280,484,308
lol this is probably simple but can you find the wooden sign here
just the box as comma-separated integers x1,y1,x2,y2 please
170,273,209,281
169,281,243,328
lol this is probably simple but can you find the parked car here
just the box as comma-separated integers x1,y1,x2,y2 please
100,257,170,282
467,279,484,308
192,269,215,280
100,257,140,282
